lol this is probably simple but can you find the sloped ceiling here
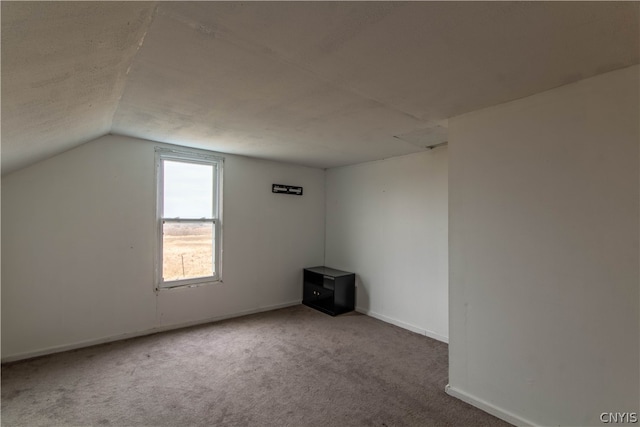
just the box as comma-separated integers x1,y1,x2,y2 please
2,1,638,174
1,2,156,174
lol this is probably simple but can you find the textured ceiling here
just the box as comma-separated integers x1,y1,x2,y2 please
2,1,638,174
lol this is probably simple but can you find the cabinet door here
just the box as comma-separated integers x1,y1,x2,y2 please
303,283,335,313
304,283,331,301
303,282,318,302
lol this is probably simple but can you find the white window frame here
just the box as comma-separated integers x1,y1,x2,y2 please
155,147,224,290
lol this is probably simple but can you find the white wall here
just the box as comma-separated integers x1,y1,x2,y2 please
447,65,639,426
325,149,449,342
1,134,325,360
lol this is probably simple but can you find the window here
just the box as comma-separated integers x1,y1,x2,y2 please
156,148,223,289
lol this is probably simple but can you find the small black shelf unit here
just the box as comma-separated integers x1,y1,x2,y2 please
302,266,355,316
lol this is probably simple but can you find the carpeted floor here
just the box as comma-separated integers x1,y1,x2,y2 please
2,305,511,427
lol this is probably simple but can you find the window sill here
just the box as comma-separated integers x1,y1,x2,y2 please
157,278,223,291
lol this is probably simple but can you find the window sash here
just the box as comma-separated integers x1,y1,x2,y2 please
160,218,218,288
160,159,219,221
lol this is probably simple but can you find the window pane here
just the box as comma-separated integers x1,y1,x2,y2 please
162,221,215,281
163,161,213,218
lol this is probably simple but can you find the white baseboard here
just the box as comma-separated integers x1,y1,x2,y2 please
1,300,301,363
445,384,538,427
355,307,448,343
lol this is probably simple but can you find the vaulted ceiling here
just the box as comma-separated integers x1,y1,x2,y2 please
2,1,638,174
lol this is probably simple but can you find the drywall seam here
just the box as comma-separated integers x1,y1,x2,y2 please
1,300,301,363
323,168,327,266
329,144,448,173
445,385,538,427
157,4,423,123
356,307,448,343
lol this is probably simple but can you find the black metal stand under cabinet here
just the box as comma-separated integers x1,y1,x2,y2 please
303,266,355,316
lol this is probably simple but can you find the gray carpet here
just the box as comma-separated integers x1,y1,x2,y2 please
2,305,511,427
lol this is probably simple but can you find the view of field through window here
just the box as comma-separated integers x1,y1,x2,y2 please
162,222,215,281
161,159,216,283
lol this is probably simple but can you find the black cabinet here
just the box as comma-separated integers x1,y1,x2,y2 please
303,266,355,316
